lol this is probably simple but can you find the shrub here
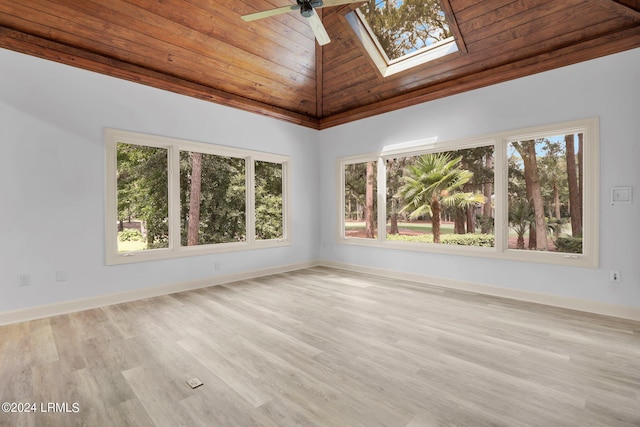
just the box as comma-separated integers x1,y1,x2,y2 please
387,234,433,243
555,236,582,253
441,234,494,247
118,229,143,242
386,233,494,247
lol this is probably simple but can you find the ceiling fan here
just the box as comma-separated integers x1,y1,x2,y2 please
241,0,363,46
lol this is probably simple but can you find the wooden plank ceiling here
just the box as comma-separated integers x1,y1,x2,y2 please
1,0,639,129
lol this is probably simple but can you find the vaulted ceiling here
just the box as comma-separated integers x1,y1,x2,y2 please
1,0,639,129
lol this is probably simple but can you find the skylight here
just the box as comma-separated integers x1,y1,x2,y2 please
347,0,458,76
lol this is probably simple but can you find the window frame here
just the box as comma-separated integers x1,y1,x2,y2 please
105,128,290,265
337,118,599,268
344,8,459,78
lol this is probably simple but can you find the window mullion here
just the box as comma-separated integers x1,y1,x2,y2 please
247,157,255,245
168,145,181,252
377,157,386,241
494,140,507,253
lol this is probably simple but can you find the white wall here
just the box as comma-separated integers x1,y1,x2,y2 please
0,48,320,313
319,48,640,309
1,45,638,317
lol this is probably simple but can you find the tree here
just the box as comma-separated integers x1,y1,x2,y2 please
509,200,534,249
566,134,582,237
360,0,451,60
451,147,494,234
512,140,548,251
386,157,410,235
179,153,246,245
255,161,283,240
397,153,484,243
365,161,376,238
481,154,494,233
117,143,169,249
344,162,377,238
539,139,565,220
187,152,203,246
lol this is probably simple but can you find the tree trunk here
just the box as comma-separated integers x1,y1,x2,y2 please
365,161,376,238
187,152,203,246
389,213,399,235
454,208,466,234
431,197,441,243
516,141,548,251
118,220,124,232
517,233,525,249
466,206,475,233
553,183,561,219
528,222,537,249
566,134,582,237
577,133,584,231
481,154,493,233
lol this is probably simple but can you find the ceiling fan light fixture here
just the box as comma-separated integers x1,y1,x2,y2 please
300,1,314,18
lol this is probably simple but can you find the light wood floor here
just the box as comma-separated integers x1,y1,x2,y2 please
1,267,639,426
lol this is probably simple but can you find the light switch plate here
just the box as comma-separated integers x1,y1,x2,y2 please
611,186,631,205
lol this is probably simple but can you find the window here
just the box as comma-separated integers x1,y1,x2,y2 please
385,146,495,247
344,160,378,239
105,129,290,265
345,0,458,77
180,151,246,246
255,161,285,241
338,118,599,267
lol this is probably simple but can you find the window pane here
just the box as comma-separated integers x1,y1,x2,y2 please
344,161,378,239
180,151,246,245
388,147,494,247
358,0,452,61
116,143,169,252
507,134,583,254
255,161,284,240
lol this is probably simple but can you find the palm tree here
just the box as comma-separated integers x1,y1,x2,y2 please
397,153,485,243
509,199,534,249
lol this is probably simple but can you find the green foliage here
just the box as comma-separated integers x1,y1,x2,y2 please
359,0,452,60
117,144,285,248
387,233,494,247
387,233,433,243
180,152,246,245
255,161,283,240
398,153,483,219
555,236,582,254
117,143,169,249
441,234,494,247
117,229,143,242
344,162,377,222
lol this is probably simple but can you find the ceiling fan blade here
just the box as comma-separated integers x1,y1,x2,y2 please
241,5,300,22
306,9,330,46
316,0,365,9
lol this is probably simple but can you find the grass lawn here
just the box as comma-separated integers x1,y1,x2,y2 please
345,221,455,235
118,240,148,252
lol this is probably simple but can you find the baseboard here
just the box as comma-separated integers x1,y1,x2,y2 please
0,260,321,326
319,260,640,322
4,259,638,325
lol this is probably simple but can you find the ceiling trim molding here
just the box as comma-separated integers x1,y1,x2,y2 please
318,25,640,129
0,25,321,130
586,0,640,19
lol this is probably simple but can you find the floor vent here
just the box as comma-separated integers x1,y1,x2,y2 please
186,378,204,389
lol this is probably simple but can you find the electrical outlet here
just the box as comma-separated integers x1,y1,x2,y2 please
56,270,68,282
18,274,31,287
213,262,220,271
609,270,621,283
